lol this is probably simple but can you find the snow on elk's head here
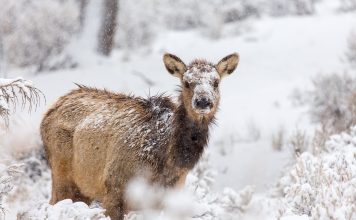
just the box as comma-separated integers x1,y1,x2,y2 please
163,53,239,121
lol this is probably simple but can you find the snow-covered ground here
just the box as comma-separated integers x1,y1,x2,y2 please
0,1,355,219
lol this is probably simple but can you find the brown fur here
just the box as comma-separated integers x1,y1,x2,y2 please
41,53,239,220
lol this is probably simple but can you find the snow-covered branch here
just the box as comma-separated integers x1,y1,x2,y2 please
0,77,43,125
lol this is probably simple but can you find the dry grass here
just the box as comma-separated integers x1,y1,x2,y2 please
272,126,285,151
348,91,356,125
346,30,356,65
288,129,308,157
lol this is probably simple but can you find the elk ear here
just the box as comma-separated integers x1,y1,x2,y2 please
163,53,187,77
215,53,239,77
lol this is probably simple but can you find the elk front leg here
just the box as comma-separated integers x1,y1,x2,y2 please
103,192,127,220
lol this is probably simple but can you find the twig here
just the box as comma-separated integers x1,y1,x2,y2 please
132,70,156,87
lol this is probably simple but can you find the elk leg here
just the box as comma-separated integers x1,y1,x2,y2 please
50,155,90,205
103,194,126,220
50,172,90,204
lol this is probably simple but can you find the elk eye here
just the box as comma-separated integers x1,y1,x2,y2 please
184,81,190,88
213,80,219,88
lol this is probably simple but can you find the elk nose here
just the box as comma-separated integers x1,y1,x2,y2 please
195,97,212,109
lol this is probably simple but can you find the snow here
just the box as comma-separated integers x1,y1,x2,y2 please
74,94,174,160
0,77,34,88
18,199,110,220
0,0,355,219
183,64,220,112
122,152,255,220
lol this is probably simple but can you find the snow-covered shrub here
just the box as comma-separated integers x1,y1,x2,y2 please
0,77,43,126
7,149,254,220
298,73,356,134
196,1,225,39
277,127,356,219
7,146,51,206
288,129,309,157
220,0,262,23
123,152,254,220
18,199,110,220
154,0,262,40
339,0,356,11
116,0,158,50
267,0,316,16
346,30,356,66
125,178,195,220
0,164,23,218
0,0,80,70
310,126,333,154
272,127,285,151
159,0,205,30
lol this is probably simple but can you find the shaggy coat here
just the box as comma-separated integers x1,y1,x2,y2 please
41,53,239,220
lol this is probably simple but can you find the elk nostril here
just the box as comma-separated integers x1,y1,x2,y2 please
207,101,213,108
195,98,212,109
194,99,203,108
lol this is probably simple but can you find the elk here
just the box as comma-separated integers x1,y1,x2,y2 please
40,53,239,220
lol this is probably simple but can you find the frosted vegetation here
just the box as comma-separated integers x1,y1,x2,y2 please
0,0,79,71
2,127,355,219
0,164,23,218
277,127,356,219
18,200,110,220
0,0,355,71
0,0,356,219
347,30,356,65
291,72,356,148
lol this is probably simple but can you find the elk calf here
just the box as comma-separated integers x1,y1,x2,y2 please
41,53,239,220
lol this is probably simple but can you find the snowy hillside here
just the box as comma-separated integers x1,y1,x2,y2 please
1,0,355,219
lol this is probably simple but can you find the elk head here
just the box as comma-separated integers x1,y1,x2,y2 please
163,53,239,122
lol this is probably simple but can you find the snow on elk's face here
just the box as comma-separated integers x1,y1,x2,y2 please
183,62,219,115
163,53,239,121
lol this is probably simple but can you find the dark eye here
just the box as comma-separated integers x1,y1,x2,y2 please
184,81,190,88
213,80,219,88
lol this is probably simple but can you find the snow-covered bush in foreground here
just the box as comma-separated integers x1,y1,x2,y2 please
0,0,79,70
7,146,51,210
0,164,23,218
18,152,254,220
123,153,254,220
17,199,110,220
277,126,356,219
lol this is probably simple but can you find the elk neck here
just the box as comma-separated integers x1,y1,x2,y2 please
168,94,215,170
